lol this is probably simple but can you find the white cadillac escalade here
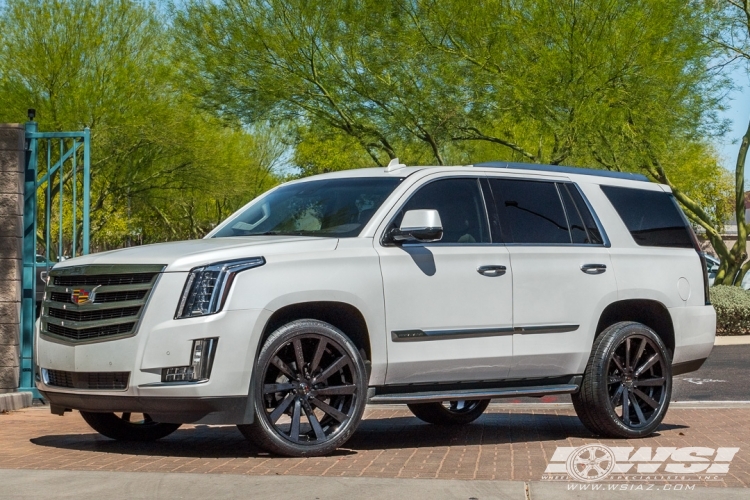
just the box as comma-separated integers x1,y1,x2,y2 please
35,161,716,457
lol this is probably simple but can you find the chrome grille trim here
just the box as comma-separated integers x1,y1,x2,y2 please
41,264,165,345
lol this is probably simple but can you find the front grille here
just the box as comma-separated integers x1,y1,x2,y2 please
54,273,157,286
41,264,164,344
50,289,148,304
47,322,136,341
45,369,129,390
48,306,140,322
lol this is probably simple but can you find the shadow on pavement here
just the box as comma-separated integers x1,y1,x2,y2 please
28,413,688,459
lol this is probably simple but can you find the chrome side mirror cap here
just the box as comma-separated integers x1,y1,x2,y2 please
391,209,443,244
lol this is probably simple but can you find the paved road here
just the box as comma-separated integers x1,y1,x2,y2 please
673,345,750,401
497,344,750,405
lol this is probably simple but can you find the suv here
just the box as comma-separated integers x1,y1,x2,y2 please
36,161,715,457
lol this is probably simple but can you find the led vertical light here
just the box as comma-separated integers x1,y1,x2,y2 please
162,338,218,383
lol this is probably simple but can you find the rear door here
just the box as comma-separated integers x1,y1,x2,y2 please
485,177,619,378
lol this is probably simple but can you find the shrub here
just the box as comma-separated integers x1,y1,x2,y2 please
710,285,750,335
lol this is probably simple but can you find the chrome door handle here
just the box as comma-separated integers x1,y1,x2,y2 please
477,265,507,277
581,264,607,275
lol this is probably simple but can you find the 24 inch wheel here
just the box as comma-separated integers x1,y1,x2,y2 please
573,321,672,438
238,319,368,457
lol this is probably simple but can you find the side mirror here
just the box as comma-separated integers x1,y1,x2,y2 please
390,209,443,244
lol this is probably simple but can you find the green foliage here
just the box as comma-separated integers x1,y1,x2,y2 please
0,0,284,252
710,285,750,335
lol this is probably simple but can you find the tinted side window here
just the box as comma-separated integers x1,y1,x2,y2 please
600,185,693,248
390,178,490,244
560,183,604,245
489,179,570,244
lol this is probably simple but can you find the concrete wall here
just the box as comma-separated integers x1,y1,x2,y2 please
0,124,24,394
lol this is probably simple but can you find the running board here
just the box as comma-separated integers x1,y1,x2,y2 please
368,380,581,405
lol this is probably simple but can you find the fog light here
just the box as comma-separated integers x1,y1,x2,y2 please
162,338,218,383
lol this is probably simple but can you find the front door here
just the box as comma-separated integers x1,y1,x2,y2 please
376,176,514,385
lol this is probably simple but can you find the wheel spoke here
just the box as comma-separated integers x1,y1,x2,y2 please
302,401,326,441
310,397,348,423
607,375,620,384
121,412,131,422
310,339,327,374
264,383,296,394
610,385,623,407
633,388,659,409
289,397,302,442
635,353,660,377
625,337,631,370
622,386,631,425
271,356,297,379
314,384,357,396
634,377,665,387
633,338,647,368
269,392,296,423
611,354,625,373
143,413,153,424
292,339,306,374
313,356,348,384
630,393,646,425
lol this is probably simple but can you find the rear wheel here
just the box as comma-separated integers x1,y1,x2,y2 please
573,321,672,438
238,319,368,457
80,411,181,441
407,399,490,425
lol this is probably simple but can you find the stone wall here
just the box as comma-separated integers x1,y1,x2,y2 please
0,124,24,394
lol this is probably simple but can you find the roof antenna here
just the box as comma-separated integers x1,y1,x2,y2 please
386,157,406,172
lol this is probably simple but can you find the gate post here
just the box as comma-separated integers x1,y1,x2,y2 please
0,123,31,410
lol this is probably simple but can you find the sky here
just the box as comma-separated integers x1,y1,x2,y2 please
718,64,750,177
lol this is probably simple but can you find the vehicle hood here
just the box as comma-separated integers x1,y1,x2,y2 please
51,236,340,272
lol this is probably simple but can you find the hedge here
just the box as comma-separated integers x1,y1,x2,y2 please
711,285,750,335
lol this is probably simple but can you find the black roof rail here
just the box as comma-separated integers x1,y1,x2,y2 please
473,161,650,182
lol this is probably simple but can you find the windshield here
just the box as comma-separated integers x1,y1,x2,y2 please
212,177,403,238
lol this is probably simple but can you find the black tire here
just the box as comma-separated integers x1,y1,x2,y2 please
572,321,672,438
407,399,490,425
238,319,368,457
80,411,181,441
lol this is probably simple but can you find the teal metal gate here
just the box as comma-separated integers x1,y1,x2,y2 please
20,116,91,397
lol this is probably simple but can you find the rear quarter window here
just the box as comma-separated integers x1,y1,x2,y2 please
600,185,693,248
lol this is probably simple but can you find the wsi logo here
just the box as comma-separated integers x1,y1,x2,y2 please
543,444,740,482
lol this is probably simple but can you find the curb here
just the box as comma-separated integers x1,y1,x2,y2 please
0,392,32,412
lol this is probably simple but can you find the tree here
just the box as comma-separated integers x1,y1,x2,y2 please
0,0,283,253
175,0,732,246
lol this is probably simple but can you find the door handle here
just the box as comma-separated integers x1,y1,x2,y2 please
581,264,607,275
477,265,507,277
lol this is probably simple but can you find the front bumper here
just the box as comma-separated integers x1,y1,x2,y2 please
41,391,249,424
36,272,270,424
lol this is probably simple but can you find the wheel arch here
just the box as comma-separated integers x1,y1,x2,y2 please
260,301,372,363
595,299,675,356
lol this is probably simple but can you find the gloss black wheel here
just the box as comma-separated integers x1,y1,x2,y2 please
407,399,490,425
80,411,181,441
573,321,672,438
238,319,368,457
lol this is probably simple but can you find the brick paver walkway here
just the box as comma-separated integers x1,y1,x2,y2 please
1,405,748,487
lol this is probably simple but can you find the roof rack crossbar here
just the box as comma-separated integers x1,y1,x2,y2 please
473,161,650,182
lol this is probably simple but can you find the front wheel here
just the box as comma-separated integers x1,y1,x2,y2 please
408,399,490,425
80,411,181,441
572,321,672,438
238,319,369,457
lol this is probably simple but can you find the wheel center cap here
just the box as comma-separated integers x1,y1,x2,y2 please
299,382,310,395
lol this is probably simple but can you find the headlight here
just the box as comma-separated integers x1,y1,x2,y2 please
175,257,265,319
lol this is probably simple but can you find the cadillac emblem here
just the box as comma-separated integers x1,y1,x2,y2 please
71,285,100,305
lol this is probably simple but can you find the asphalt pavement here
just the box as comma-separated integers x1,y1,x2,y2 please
495,344,750,405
